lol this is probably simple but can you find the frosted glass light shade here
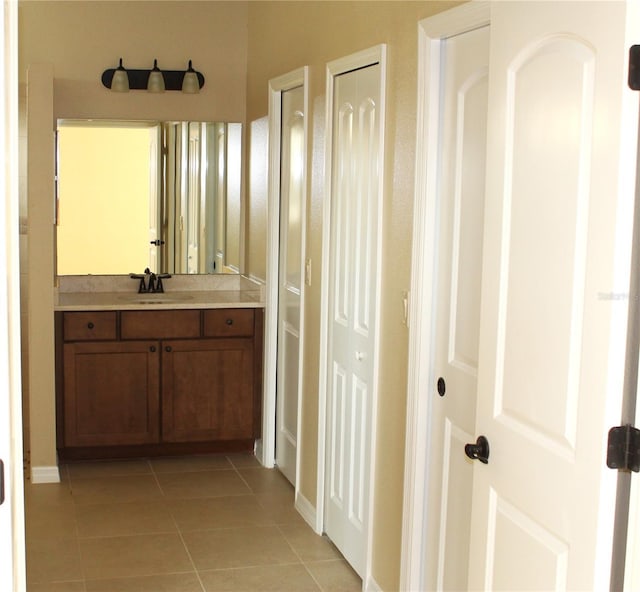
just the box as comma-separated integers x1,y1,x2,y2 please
111,58,129,93
182,60,200,94
147,60,165,93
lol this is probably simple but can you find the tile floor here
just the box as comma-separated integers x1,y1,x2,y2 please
25,453,362,591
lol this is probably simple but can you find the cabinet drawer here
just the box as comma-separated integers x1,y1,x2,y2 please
121,310,201,339
203,309,255,337
63,312,117,341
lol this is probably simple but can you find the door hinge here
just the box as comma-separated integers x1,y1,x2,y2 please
629,45,640,90
607,425,640,472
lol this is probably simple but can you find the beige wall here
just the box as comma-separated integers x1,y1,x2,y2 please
56,126,151,275
245,2,460,589
19,1,248,122
26,64,56,472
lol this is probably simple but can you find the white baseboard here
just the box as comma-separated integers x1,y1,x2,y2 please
31,465,60,484
295,490,319,533
255,438,272,468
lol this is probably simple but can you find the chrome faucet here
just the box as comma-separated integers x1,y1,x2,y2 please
129,268,172,293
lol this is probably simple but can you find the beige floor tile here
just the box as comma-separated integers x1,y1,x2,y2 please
67,459,151,480
151,454,231,473
171,495,275,532
278,524,341,562
157,470,251,499
84,572,203,592
200,564,320,592
26,501,78,541
24,455,327,590
305,560,362,592
237,468,294,496
28,581,86,592
254,492,305,526
26,538,84,583
75,500,176,537
225,453,262,469
58,464,72,484
70,474,163,505
183,526,299,570
79,533,193,580
24,480,74,508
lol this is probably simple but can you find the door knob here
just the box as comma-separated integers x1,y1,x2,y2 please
465,435,490,464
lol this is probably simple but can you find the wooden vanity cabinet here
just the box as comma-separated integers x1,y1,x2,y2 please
63,340,160,447
56,308,263,459
161,338,255,442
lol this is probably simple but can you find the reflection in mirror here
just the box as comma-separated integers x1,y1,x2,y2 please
55,119,242,275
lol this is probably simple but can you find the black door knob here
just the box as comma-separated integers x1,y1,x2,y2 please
465,435,490,464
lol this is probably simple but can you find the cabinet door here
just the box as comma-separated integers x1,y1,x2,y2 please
63,341,160,447
162,338,255,442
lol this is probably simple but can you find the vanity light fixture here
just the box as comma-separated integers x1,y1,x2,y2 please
101,59,205,93
181,60,200,94
147,59,165,93
110,58,129,93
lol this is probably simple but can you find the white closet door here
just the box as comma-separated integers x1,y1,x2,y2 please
276,84,305,485
325,62,381,578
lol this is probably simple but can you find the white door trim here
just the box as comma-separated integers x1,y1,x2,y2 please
317,44,387,590
400,4,490,590
1,0,26,588
262,66,309,488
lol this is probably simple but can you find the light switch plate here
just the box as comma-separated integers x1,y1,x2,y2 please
305,259,312,286
402,291,409,327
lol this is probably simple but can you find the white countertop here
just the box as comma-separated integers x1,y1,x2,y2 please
55,290,263,311
54,275,265,311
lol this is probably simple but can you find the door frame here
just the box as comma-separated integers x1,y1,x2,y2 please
316,44,387,590
400,4,490,590
262,67,309,496
1,0,26,588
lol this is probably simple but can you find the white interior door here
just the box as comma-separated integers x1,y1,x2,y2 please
276,85,305,485
426,24,489,591
468,2,639,589
148,126,161,272
325,61,382,578
213,123,226,273
186,123,200,274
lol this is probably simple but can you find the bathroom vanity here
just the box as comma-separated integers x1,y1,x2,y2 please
54,275,264,460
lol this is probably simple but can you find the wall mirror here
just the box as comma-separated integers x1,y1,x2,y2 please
55,119,242,275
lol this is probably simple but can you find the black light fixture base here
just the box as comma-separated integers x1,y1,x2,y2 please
101,67,205,91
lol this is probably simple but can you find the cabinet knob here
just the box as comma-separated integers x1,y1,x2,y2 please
226,319,233,326
149,346,156,353
165,346,172,353
87,322,95,329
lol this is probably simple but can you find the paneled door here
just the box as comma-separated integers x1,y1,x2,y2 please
468,2,639,589
276,84,305,485
325,59,383,578
426,24,489,591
